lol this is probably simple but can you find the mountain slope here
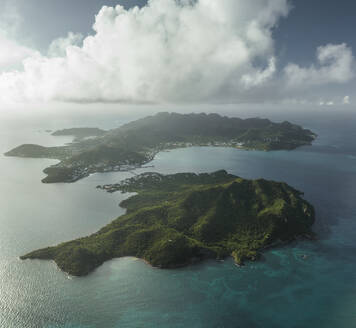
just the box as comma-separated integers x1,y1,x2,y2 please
21,170,315,276
5,112,316,183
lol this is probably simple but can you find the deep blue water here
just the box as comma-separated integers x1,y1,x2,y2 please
1,111,356,327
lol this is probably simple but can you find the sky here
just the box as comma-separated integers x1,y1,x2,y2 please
0,0,355,110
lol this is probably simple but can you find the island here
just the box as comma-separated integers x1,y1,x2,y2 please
51,127,107,141
5,112,316,183
21,170,315,276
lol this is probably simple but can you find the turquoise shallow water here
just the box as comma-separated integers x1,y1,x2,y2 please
1,112,356,327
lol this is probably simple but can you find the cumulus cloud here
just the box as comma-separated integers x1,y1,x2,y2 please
0,1,37,71
319,99,336,106
0,0,290,104
48,32,83,57
284,43,354,88
0,0,354,105
343,95,350,104
0,31,37,71
241,57,276,88
0,1,22,37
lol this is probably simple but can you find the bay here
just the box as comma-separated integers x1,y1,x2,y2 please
1,111,356,327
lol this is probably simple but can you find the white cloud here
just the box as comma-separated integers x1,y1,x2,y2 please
318,99,335,107
0,0,353,106
0,1,22,37
241,57,276,88
0,0,290,104
0,1,38,73
0,31,38,71
284,43,354,88
48,32,83,57
343,95,350,104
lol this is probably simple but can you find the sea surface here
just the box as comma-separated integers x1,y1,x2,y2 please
1,110,356,327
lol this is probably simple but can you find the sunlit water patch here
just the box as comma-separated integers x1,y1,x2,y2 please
1,113,356,327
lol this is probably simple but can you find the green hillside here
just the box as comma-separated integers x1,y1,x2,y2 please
21,170,315,276
5,112,316,183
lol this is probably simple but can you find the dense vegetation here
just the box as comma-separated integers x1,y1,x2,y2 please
21,170,315,276
41,146,148,183
4,144,72,159
113,112,315,150
5,112,316,183
52,127,106,141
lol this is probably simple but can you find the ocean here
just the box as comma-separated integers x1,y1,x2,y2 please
0,109,356,327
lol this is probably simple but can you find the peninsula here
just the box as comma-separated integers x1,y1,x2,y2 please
5,112,316,183
51,127,107,141
21,170,315,276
